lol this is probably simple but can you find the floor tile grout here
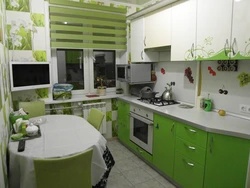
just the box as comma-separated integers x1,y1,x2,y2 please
107,139,176,188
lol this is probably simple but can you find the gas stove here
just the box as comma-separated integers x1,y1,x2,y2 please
138,97,179,106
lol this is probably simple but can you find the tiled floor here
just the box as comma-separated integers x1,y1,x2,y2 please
106,139,177,188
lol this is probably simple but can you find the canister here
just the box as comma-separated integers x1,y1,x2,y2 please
204,98,212,111
196,96,204,109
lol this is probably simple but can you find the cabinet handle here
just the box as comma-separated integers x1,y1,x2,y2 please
171,123,175,135
182,159,194,167
136,147,143,153
190,43,194,58
209,136,213,153
185,127,196,133
184,143,196,150
141,51,143,60
224,39,229,56
144,36,146,47
155,123,159,129
232,38,237,56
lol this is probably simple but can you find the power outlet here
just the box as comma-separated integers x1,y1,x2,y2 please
239,104,250,114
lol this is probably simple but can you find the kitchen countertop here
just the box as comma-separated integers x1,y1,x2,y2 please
44,93,124,104
118,95,250,140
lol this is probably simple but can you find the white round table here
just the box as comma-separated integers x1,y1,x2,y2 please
8,115,108,188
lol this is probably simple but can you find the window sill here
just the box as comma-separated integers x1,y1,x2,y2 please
44,93,124,105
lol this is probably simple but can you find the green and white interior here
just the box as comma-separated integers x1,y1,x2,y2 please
0,0,250,187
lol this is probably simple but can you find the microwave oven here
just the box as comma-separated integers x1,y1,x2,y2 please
116,64,151,83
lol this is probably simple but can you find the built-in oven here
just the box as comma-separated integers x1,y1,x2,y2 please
129,104,153,154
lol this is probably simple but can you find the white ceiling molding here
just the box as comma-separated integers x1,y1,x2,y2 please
127,0,179,20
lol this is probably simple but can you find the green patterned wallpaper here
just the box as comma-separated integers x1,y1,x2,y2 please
0,0,12,187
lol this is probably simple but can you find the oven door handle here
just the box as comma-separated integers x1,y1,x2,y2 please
129,112,153,125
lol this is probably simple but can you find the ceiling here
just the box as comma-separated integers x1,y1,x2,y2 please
112,0,153,6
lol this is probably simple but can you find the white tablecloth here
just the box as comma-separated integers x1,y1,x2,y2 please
8,115,107,188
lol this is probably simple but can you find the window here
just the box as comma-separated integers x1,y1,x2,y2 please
55,49,116,94
57,49,84,90
93,50,116,89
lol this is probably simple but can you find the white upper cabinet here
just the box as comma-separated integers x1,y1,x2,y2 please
196,0,233,60
171,0,197,61
130,17,158,62
144,6,172,49
231,0,250,59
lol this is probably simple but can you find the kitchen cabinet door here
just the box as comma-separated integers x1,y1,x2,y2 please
130,17,158,62
174,152,204,188
171,0,197,61
230,0,250,60
204,133,250,188
144,5,171,49
153,113,175,178
196,0,233,60
117,100,130,146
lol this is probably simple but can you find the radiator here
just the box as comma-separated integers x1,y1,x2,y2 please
82,102,106,134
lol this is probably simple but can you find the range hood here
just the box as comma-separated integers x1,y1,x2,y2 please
127,0,179,20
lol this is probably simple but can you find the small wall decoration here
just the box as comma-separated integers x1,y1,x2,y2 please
217,60,238,71
185,67,194,83
161,68,166,75
218,85,228,95
208,66,216,76
237,72,250,87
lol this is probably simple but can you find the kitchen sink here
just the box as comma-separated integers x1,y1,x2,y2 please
178,104,194,109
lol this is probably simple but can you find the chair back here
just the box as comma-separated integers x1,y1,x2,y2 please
19,101,45,118
34,148,93,188
87,108,104,131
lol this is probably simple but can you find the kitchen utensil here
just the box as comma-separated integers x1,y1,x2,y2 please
141,87,159,99
162,83,173,101
139,86,152,97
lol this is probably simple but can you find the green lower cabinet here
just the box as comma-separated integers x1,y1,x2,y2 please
117,119,130,146
174,152,205,188
117,100,130,146
153,113,175,178
204,133,250,188
175,137,206,166
129,141,153,164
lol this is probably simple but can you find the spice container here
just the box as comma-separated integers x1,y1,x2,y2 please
151,71,157,81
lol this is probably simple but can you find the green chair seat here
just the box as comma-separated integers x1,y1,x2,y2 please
34,148,93,188
19,101,45,118
87,108,104,131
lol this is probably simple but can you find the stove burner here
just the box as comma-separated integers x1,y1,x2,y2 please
138,97,179,106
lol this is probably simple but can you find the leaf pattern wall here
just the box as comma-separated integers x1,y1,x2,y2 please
6,0,30,12
0,0,12,187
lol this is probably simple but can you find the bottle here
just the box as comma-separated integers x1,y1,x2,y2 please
151,71,157,81
196,96,204,109
204,98,212,111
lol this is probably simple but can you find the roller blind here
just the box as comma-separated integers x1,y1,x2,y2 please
49,0,127,50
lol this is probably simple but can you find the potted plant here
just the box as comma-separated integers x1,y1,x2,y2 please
96,76,107,95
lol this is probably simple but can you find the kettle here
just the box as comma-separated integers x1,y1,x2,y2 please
162,83,173,101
